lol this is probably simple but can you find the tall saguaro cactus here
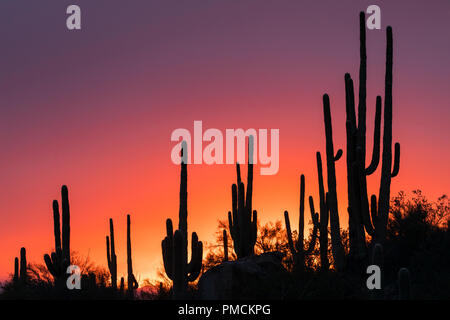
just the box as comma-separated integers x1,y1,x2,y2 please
228,136,258,259
316,152,330,271
162,142,203,299
345,12,400,254
127,214,138,297
44,185,71,285
106,218,117,290
284,174,319,270
322,94,346,272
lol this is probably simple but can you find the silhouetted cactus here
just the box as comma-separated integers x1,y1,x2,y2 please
398,268,411,300
127,214,138,297
345,12,400,257
162,142,203,299
284,174,319,270
316,152,330,271
228,136,258,259
223,229,228,262
13,247,27,285
106,218,117,290
322,94,346,272
44,185,71,286
13,258,18,284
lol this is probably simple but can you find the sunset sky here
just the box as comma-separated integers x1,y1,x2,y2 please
0,0,449,283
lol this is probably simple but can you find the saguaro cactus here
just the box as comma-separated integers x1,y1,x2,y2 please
13,247,27,285
44,185,71,285
162,142,203,299
228,136,258,259
322,94,346,272
127,214,138,297
223,229,228,262
284,174,319,270
345,12,400,255
106,218,117,290
316,152,330,271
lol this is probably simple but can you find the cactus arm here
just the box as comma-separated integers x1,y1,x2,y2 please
44,253,58,277
52,200,61,251
13,257,19,283
357,11,367,169
245,136,254,214
251,210,258,250
305,197,319,254
162,218,174,280
391,142,400,177
236,163,242,185
365,96,382,175
334,149,343,161
106,236,111,269
187,232,203,282
284,210,297,255
298,174,305,251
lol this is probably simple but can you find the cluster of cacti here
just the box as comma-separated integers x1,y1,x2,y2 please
306,11,401,272
106,215,138,296
345,12,401,262
283,174,319,270
106,218,118,290
44,185,71,286
228,136,258,259
13,247,27,285
162,142,203,299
